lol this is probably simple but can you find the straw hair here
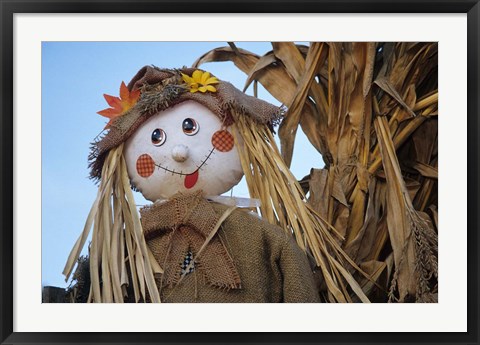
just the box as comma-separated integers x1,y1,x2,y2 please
231,110,370,303
63,144,161,303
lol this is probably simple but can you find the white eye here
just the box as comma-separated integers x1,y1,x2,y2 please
182,118,199,136
151,128,166,146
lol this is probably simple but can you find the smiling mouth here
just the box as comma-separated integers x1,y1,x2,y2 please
153,147,215,176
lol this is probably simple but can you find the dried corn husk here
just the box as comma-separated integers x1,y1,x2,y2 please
197,42,438,302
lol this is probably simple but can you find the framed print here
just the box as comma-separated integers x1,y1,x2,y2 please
1,0,479,344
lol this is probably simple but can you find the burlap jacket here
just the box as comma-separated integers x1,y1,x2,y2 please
140,192,320,303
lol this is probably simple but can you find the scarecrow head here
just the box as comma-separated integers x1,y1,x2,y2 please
91,66,282,201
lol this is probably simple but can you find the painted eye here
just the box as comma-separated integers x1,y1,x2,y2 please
182,118,199,136
151,128,166,146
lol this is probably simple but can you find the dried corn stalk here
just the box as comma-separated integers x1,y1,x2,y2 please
195,42,438,302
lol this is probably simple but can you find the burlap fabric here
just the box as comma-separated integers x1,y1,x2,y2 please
90,66,283,180
141,191,320,303
141,190,241,289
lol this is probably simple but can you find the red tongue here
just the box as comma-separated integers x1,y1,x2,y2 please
184,170,199,189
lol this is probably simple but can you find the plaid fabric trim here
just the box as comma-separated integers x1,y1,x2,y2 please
181,251,195,275
136,154,155,178
211,130,234,152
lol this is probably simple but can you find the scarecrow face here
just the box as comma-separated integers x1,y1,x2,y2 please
124,101,244,201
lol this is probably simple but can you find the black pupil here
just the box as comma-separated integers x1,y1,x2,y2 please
152,129,163,143
183,118,196,132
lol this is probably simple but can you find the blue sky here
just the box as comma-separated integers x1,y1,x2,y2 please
41,42,324,288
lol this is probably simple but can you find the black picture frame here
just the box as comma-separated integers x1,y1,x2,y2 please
1,1,479,344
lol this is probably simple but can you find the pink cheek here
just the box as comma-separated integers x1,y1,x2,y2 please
136,154,155,178
211,130,234,152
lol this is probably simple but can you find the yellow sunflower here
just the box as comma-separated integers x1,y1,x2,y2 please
182,70,219,93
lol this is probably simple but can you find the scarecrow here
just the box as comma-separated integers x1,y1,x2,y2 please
63,66,320,303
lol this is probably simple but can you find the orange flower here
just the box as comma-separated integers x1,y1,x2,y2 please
97,82,140,128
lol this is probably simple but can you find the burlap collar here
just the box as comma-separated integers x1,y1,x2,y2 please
140,191,241,290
